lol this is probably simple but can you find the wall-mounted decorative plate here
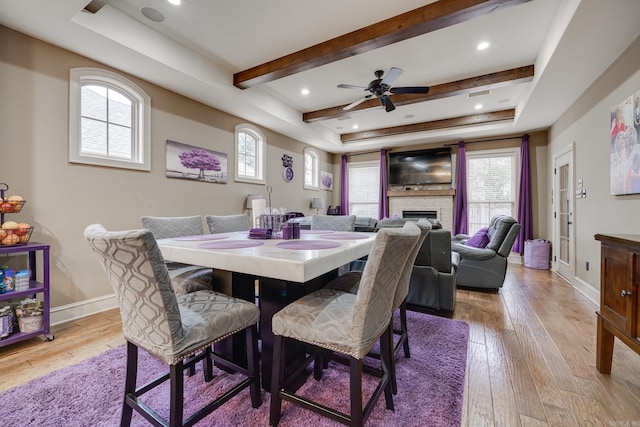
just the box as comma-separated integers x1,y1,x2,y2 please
284,166,294,182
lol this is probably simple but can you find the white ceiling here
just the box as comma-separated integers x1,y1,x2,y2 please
1,0,640,153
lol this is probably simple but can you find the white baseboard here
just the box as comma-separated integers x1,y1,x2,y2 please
573,276,600,307
508,253,523,264
50,293,118,326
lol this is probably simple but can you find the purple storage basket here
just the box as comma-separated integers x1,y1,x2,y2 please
524,239,550,269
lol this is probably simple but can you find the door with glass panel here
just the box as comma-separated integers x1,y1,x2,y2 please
553,148,574,282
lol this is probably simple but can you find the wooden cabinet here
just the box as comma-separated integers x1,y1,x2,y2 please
595,233,640,374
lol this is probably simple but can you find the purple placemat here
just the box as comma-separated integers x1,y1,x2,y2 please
172,234,228,241
276,240,342,250
300,230,334,234
320,233,370,240
198,240,264,249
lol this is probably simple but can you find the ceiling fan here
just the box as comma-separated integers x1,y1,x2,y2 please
337,67,430,112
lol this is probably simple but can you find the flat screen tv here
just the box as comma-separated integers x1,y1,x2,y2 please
388,148,452,186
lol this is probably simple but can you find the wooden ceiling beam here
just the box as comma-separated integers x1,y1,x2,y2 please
340,109,515,143
303,65,533,123
83,0,109,13
233,0,533,89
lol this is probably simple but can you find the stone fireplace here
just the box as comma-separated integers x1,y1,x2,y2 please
387,188,455,231
402,210,438,220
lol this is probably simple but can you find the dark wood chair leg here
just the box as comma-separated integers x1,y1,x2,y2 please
203,346,213,382
120,342,138,427
400,302,410,359
269,335,286,426
169,362,184,427
246,324,262,408
381,324,396,408
314,351,324,380
349,357,364,427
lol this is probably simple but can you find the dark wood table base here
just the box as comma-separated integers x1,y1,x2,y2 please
213,269,338,390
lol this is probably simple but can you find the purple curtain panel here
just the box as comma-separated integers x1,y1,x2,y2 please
453,141,468,235
379,148,389,219
340,154,349,215
514,134,533,253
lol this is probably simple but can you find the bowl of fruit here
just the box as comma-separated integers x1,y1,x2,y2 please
0,195,25,213
1,221,33,246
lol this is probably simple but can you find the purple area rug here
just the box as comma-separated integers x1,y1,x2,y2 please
0,311,468,427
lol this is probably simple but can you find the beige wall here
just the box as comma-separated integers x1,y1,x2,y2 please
0,26,334,310
549,35,640,291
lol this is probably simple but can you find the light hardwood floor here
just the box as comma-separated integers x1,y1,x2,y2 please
1,265,639,426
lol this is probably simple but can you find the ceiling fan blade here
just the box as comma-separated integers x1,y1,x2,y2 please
390,86,430,94
337,84,367,90
344,95,373,110
380,95,396,112
380,67,403,86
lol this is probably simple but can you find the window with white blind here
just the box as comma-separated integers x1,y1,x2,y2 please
303,148,319,189
466,148,519,234
235,124,266,184
69,68,151,171
348,160,380,218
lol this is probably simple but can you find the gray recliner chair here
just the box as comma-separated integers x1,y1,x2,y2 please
451,215,521,290
406,228,458,312
355,217,458,312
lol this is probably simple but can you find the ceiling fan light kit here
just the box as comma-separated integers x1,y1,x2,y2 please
338,67,430,113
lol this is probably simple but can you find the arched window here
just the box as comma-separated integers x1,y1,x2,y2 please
69,68,150,170
235,124,266,184
304,148,319,189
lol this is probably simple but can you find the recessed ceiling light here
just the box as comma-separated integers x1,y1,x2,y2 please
474,104,483,110
352,124,359,129
300,88,309,95
168,0,181,5
477,41,490,50
141,7,165,22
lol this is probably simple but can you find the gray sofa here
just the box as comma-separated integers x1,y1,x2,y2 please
451,215,520,290
288,215,378,232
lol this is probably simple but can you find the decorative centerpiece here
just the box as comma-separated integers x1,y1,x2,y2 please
255,185,296,238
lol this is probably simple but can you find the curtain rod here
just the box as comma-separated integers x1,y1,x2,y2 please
444,135,523,147
346,150,380,157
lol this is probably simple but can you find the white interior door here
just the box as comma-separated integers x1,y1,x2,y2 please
553,147,574,282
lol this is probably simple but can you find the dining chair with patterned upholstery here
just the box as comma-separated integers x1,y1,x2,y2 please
140,215,214,296
324,219,430,394
269,222,421,426
310,214,356,231
84,224,261,427
205,214,250,234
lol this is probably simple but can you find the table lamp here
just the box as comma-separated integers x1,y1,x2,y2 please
311,197,325,215
246,193,264,209
246,194,265,227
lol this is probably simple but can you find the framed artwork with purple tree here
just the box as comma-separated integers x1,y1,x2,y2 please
320,171,333,191
166,140,227,183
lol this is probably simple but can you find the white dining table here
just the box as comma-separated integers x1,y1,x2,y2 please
156,229,377,389
156,230,376,283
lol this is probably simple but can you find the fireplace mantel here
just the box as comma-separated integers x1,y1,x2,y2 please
387,189,455,197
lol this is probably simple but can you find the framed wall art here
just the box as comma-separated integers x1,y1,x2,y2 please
610,92,640,195
320,171,333,191
166,140,228,184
